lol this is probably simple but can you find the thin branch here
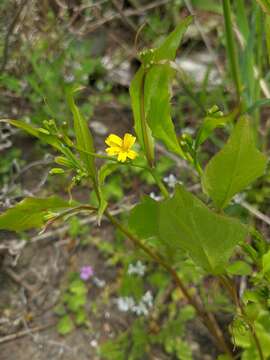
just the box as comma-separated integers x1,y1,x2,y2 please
81,0,171,35
0,0,29,74
0,322,55,345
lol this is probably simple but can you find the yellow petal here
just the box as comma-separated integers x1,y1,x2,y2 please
127,150,138,160
123,133,136,150
105,134,123,147
117,151,127,162
106,146,121,155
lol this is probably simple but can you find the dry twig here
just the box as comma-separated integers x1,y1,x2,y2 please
0,322,55,345
0,0,29,74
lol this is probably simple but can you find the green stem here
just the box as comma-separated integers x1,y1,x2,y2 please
105,210,233,357
148,167,170,198
222,0,242,100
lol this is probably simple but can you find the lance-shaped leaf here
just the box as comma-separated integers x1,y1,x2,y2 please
7,119,83,170
0,196,72,232
144,64,185,158
202,117,267,209
8,119,62,151
130,67,155,164
153,16,193,61
130,17,192,160
67,91,96,178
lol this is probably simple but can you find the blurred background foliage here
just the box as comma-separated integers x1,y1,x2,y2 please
1,1,270,359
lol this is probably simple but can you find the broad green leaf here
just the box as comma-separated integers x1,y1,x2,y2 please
69,279,88,295
202,117,267,209
67,293,87,312
158,186,247,274
57,315,74,335
227,260,252,275
0,196,71,232
256,0,270,15
67,91,96,178
75,308,87,325
129,196,159,240
129,186,247,274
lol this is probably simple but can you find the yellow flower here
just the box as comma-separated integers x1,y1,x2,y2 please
105,133,138,162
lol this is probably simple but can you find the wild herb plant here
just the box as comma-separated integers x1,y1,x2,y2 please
1,9,270,359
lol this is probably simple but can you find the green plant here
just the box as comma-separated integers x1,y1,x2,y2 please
55,272,89,335
1,14,270,360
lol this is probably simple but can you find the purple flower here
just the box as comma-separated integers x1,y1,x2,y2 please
80,265,94,281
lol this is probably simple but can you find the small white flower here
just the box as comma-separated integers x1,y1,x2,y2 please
142,291,153,308
150,192,162,201
233,193,246,204
132,302,149,316
64,74,75,83
181,127,195,135
163,174,178,189
128,261,146,276
93,277,106,288
90,339,98,348
116,297,135,312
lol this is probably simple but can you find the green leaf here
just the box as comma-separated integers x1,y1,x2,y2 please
69,279,88,295
98,163,119,185
67,90,96,178
8,119,62,151
227,260,252,275
195,107,238,148
158,186,247,274
130,18,192,161
129,196,159,240
266,16,270,64
262,250,270,274
0,196,71,232
130,67,155,163
75,308,87,325
144,64,185,157
152,16,193,62
67,294,87,312
202,117,267,209
57,315,74,335
246,99,270,114
129,186,247,274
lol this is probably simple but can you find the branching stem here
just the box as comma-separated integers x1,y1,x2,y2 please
105,210,233,358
